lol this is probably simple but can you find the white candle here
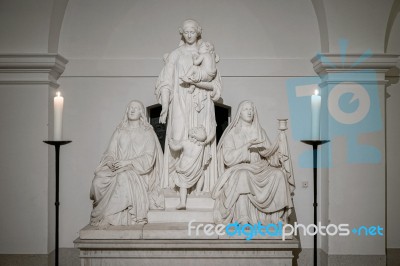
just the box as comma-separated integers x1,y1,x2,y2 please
311,89,321,140
54,91,64,140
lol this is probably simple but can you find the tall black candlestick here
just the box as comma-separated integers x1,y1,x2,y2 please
44,140,72,266
301,140,329,266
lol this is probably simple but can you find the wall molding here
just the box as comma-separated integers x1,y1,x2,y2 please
60,58,317,78
0,54,68,88
1,55,393,80
311,53,399,76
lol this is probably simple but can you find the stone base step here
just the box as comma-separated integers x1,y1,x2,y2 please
148,208,214,223
75,233,300,266
79,223,293,240
163,188,215,210
164,196,214,209
143,222,218,239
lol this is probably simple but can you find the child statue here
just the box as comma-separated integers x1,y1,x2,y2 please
169,126,212,210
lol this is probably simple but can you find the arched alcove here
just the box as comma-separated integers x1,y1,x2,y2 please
58,0,321,59
54,0,324,251
385,0,400,53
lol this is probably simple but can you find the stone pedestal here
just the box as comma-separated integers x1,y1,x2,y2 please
74,237,299,266
76,223,298,265
77,184,298,265
149,190,214,223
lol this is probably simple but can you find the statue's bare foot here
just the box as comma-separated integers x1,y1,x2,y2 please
237,216,250,224
97,220,110,230
176,204,186,210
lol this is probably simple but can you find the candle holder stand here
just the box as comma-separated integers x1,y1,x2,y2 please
44,140,72,266
301,140,329,266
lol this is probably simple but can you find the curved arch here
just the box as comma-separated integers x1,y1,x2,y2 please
57,1,320,59
311,0,329,52
385,0,400,52
48,0,69,53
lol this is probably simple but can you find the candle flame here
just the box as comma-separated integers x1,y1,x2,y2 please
314,89,319,95
57,91,60,97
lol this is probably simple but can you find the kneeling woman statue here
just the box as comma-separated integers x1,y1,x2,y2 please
90,100,164,227
212,100,295,225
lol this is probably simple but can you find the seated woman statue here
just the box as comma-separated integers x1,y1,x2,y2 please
212,100,295,225
90,100,164,227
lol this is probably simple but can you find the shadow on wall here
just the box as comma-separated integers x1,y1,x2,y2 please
386,67,399,103
385,0,400,52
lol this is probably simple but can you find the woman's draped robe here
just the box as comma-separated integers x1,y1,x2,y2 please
90,127,164,226
212,126,294,225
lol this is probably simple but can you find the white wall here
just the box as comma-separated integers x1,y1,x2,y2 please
0,85,49,253
323,0,394,53
0,0,58,254
386,4,400,248
387,77,400,249
0,0,53,53
313,0,399,255
59,0,319,59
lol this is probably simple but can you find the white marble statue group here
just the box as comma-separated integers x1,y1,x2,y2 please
89,19,295,228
